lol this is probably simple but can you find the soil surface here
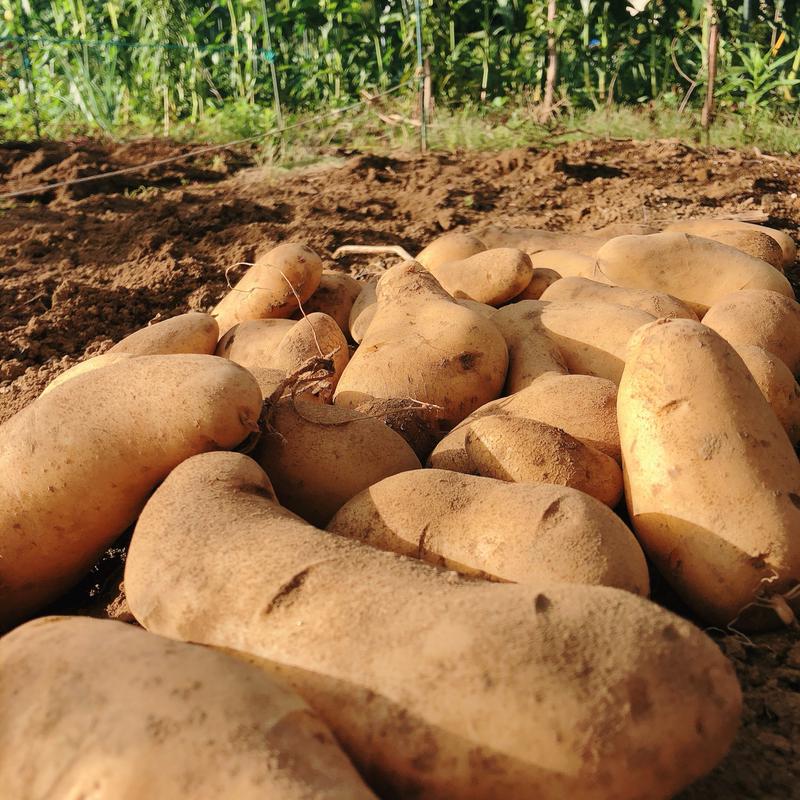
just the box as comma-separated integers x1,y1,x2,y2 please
1,137,799,799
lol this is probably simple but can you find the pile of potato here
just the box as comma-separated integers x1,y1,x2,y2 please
1,217,798,799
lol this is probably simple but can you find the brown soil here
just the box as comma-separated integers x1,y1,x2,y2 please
1,137,799,799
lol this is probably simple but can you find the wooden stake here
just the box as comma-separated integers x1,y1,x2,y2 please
701,0,718,141
541,0,558,122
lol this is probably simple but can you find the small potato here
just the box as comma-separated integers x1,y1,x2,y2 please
42,352,133,395
427,248,533,306
213,243,323,336
329,468,647,593
465,416,623,507
0,616,375,800
254,397,420,526
530,250,610,281
430,373,621,472
348,277,378,344
702,289,800,374
108,311,219,356
416,231,486,269
294,271,362,335
475,226,601,257
540,277,698,320
513,267,561,300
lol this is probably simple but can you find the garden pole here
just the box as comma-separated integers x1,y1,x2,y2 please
18,5,42,138
260,0,283,152
541,0,558,122
701,0,718,142
413,0,427,153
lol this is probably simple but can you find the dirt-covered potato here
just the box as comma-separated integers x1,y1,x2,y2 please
416,231,486,269
126,451,741,800
329,468,645,592
334,262,508,427
108,311,219,355
619,318,800,630
0,616,375,800
294,270,362,335
253,397,420,526
213,243,322,335
464,416,623,507
0,354,262,629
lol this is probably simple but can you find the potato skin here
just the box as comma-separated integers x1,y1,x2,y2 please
328,468,647,594
0,616,375,800
475,226,601,257
513,267,561,300
125,451,741,800
529,249,609,281
348,277,378,344
254,397,421,526
42,352,133,395
702,289,800,374
213,243,322,336
334,262,508,427
295,270,362,334
109,311,219,355
0,354,262,629
416,231,486,269
465,416,624,507
618,318,800,629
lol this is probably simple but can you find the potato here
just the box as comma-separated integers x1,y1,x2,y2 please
497,300,656,384
213,243,322,336
0,616,375,800
696,229,785,270
492,299,567,393
108,311,219,356
530,249,609,281
540,277,698,320
456,298,498,318
475,226,601,257
416,231,486,269
328,468,646,593
618,318,800,629
348,277,378,344
254,397,420,526
587,222,658,239
596,232,794,316
665,219,796,269
216,318,297,365
702,289,800,374
0,354,262,629
430,373,621,472
513,267,561,300
426,248,533,306
736,345,800,445
126,451,741,800
294,270,362,334
354,397,440,460
334,262,508,427
42,352,133,395
464,416,623,507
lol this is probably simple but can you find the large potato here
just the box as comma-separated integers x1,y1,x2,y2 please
702,289,800,374
464,416,623,507
416,231,486,269
0,616,374,800
596,232,794,315
254,397,420,526
475,226,601,257
618,318,800,629
109,311,219,355
540,277,697,320
213,243,322,336
430,373,620,472
0,354,262,629
328,468,645,593
334,262,508,427
294,270,362,335
125,451,741,800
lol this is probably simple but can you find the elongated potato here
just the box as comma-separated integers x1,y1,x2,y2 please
216,319,297,366
42,352,133,395
254,397,420,526
475,226,601,257
126,451,741,800
702,289,800,374
492,300,567,393
541,277,698,320
497,300,655,384
416,231,486,269
334,262,508,427
736,345,800,445
665,219,796,269
530,250,610,281
213,243,322,336
329,468,645,593
0,616,375,800
587,223,658,240
108,311,219,356
430,373,620,472
294,271,362,334
427,248,533,306
465,416,623,507
619,318,800,629
348,277,378,343
597,233,794,315
513,267,561,300
0,354,262,629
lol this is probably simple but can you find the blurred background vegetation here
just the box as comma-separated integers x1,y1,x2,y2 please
1,0,799,150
